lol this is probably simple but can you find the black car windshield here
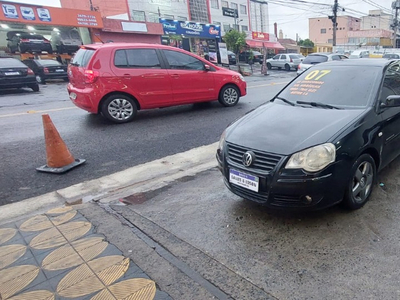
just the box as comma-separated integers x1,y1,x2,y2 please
302,55,328,64
37,60,62,66
278,65,380,108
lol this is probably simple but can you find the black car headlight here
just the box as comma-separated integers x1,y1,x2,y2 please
285,143,336,172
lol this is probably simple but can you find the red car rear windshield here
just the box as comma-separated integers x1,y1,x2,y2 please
71,49,95,67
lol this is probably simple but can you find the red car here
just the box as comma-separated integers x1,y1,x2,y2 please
67,43,247,123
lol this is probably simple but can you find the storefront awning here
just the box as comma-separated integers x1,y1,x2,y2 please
246,39,285,50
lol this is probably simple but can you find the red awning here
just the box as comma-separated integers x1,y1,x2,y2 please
246,39,285,50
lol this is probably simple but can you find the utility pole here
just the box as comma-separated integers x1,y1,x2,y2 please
331,0,339,47
391,0,400,48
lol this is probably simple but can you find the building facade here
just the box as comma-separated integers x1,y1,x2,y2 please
309,15,361,46
361,9,392,31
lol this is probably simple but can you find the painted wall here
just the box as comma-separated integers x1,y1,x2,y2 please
60,0,129,18
309,16,361,45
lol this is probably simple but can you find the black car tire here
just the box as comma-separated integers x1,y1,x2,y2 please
218,85,240,107
285,64,291,71
267,63,272,69
342,154,376,210
101,94,138,124
29,83,40,92
36,75,46,84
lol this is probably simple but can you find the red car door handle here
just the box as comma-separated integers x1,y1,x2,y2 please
171,74,180,79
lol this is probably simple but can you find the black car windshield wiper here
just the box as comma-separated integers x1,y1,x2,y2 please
273,96,295,106
296,101,341,110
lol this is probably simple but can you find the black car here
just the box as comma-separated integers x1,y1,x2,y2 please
238,50,264,64
22,59,68,84
383,53,400,59
7,31,53,54
227,51,236,65
0,58,39,91
217,58,400,211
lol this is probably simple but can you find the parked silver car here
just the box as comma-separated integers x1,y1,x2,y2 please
297,53,348,75
267,54,304,71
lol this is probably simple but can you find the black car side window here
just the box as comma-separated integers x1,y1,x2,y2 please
379,63,400,103
163,50,204,70
114,49,161,69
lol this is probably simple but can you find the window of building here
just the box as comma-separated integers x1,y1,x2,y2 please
241,25,248,31
163,14,174,19
163,50,204,70
321,28,326,34
328,39,333,43
240,4,247,14
114,49,161,69
233,24,239,31
213,21,221,26
211,0,219,9
223,23,230,32
221,0,228,7
131,10,146,22
231,3,238,10
177,16,187,21
147,13,159,23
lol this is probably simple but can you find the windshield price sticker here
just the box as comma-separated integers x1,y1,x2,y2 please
290,69,331,96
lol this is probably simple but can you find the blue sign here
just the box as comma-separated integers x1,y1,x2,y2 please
37,8,51,22
2,4,19,19
20,7,35,21
160,19,220,39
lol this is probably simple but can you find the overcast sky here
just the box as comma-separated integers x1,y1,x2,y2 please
3,0,396,40
268,0,395,40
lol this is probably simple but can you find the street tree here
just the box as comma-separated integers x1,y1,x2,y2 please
298,39,315,48
223,30,247,59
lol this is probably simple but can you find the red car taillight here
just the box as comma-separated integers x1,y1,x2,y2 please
84,70,99,84
43,39,50,43
27,68,34,75
20,39,29,42
44,68,49,73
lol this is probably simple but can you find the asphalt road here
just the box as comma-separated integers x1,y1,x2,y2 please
0,71,296,205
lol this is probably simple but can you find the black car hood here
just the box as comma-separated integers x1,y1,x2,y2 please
226,102,367,155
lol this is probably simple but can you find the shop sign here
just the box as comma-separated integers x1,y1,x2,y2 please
122,22,147,32
160,19,220,38
252,31,269,41
222,7,238,18
0,1,103,28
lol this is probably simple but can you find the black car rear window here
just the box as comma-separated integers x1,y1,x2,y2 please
71,48,95,67
0,58,26,68
36,60,62,66
20,34,44,39
303,55,328,64
278,65,380,108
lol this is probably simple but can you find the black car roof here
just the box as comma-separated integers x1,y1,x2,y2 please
316,58,396,68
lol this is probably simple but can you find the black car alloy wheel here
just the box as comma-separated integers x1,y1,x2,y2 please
343,154,376,210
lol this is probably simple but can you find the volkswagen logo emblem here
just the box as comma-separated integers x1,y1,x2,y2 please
242,151,255,167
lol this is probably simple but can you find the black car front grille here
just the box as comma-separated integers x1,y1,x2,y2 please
227,143,283,172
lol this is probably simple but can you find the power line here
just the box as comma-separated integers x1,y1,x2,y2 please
361,0,392,13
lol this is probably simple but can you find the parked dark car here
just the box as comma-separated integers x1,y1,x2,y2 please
51,28,82,55
0,58,39,91
217,59,400,211
7,31,53,54
383,53,400,59
227,51,236,65
238,50,264,64
22,59,68,84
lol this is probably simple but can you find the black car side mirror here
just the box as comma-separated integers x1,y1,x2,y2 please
381,95,400,108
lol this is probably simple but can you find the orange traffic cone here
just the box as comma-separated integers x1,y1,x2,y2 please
36,114,85,174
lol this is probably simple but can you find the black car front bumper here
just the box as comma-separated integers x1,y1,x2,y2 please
216,144,348,210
